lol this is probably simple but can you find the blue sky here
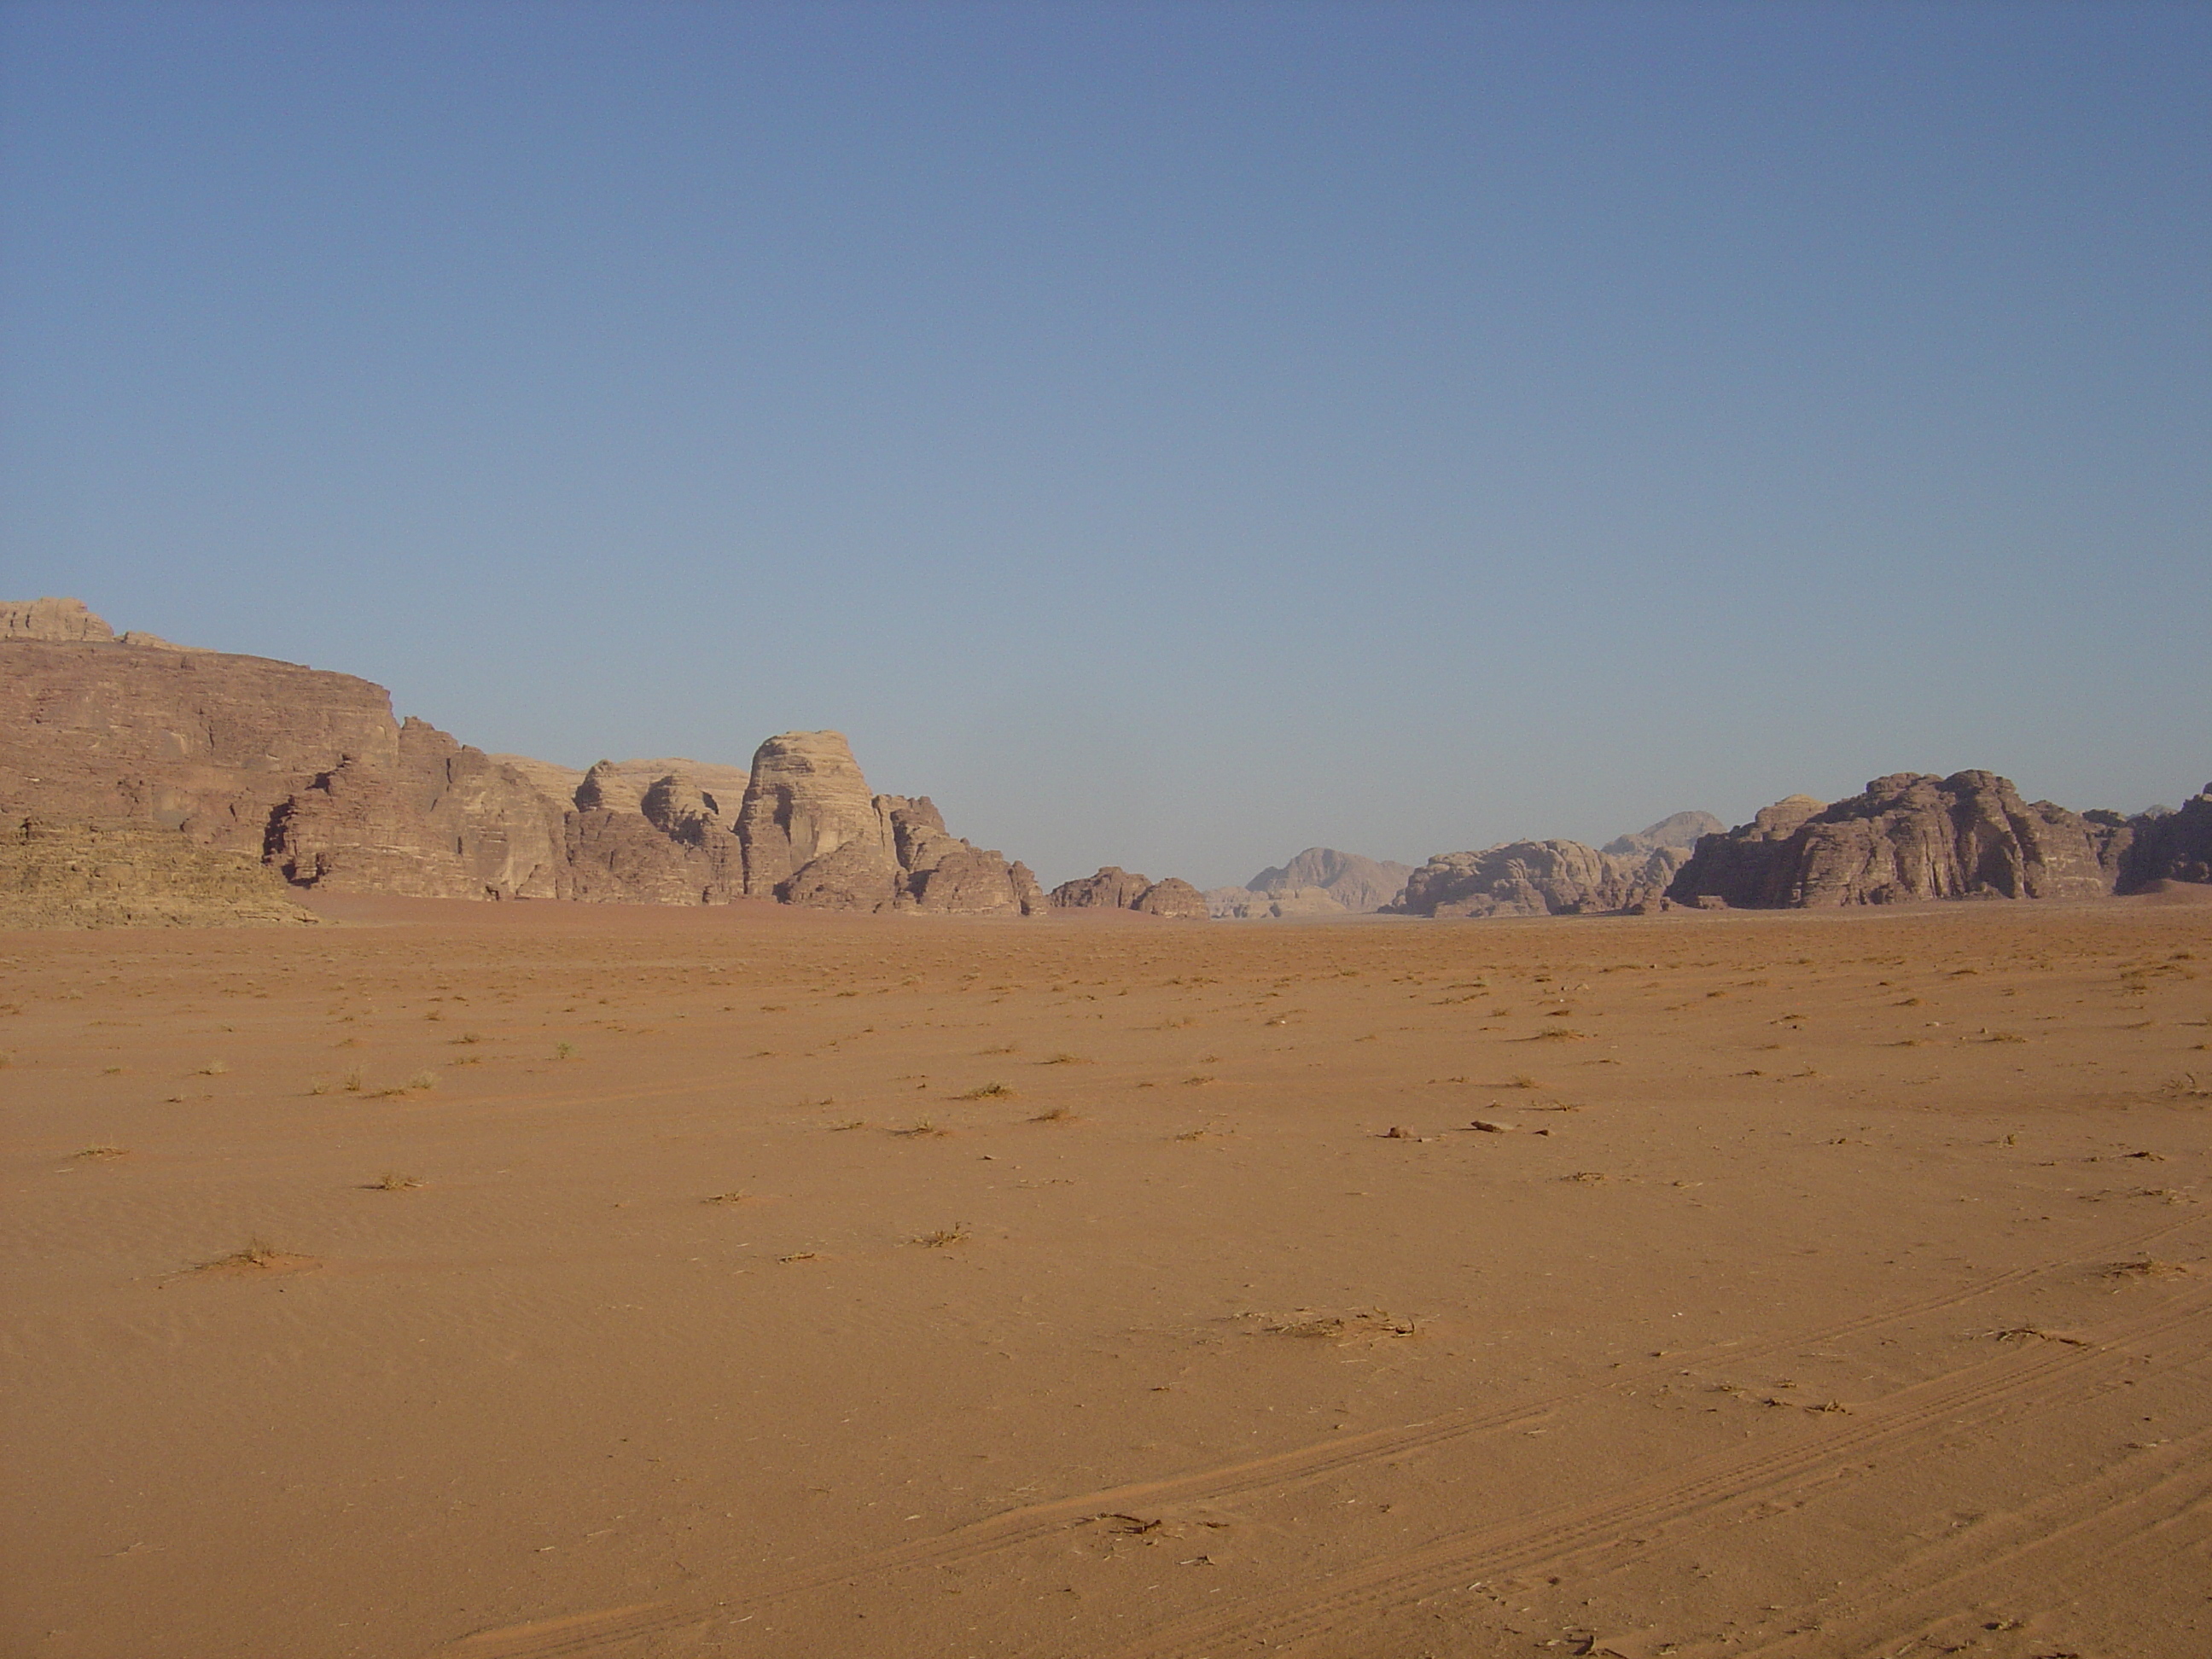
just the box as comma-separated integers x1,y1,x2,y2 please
3,1,2206,888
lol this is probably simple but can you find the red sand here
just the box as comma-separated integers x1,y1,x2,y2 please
4,898,2209,1657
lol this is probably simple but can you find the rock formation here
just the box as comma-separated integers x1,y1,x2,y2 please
1602,811,1725,859
1049,866,1207,919
1132,876,1208,919
1667,772,2122,908
1243,847,1412,913
0,817,318,928
727,732,1040,914
2116,785,2212,891
2,597,115,643
1395,839,1685,918
1208,883,1348,920
266,719,570,899
0,606,1061,917
736,731,899,900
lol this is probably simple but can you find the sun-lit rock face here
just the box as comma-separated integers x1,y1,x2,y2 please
1667,772,2124,908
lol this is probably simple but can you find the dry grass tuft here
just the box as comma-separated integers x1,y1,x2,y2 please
894,1120,952,1138
1508,1073,1542,1089
1249,1309,1417,1344
958,1082,1015,1100
1029,1105,1077,1123
1530,1026,1588,1041
702,1190,751,1204
195,1060,229,1076
913,1225,969,1248
199,1236,285,1272
1039,1052,1093,1065
553,1041,579,1061
73,1144,129,1160
368,1171,422,1190
2107,1258,2192,1279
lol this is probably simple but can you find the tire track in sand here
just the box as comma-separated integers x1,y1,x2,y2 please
1094,1278,2212,1659
430,1214,2209,1658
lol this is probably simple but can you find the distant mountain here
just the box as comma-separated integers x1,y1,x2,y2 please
1243,847,1412,913
1601,810,1725,858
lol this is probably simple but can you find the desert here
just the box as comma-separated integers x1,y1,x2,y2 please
8,8,2207,1655
7,889,2210,1657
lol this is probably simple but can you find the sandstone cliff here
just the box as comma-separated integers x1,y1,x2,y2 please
2,597,115,643
267,719,570,899
2112,785,2212,891
730,732,1039,915
1395,839,1685,918
1050,866,1208,919
1667,772,2122,908
1244,847,1412,913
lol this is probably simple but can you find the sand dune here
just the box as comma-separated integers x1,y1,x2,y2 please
5,898,2209,1656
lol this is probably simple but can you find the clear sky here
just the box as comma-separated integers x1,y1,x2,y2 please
3,2,2205,888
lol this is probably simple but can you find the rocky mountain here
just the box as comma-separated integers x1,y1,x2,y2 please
1243,847,1412,913
2115,784,2212,891
0,600,1059,918
1207,884,1348,920
1602,810,1725,858
1049,866,1208,920
1394,839,1685,918
1665,772,2124,907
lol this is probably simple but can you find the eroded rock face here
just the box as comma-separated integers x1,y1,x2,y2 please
0,816,320,928
0,604,1074,917
1132,876,1208,920
1667,772,2119,908
1245,848,1412,913
1396,840,1683,918
265,720,569,899
640,771,724,847
1049,866,1207,918
2117,785,2212,891
2,631,405,855
736,731,897,899
1050,867,1155,910
2,597,114,643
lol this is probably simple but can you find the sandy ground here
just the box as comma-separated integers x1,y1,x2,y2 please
4,894,2210,1659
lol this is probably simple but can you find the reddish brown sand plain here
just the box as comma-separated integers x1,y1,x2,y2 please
5,895,2210,1659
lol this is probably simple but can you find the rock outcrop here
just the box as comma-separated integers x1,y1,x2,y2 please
1243,848,1412,913
1667,772,2122,908
266,719,570,899
0,602,1166,921
1395,840,1685,918
2,597,115,643
1208,883,1348,920
1602,811,1725,858
2116,785,2212,891
1049,866,1207,919
724,732,1039,915
0,817,318,928
1132,876,1208,919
